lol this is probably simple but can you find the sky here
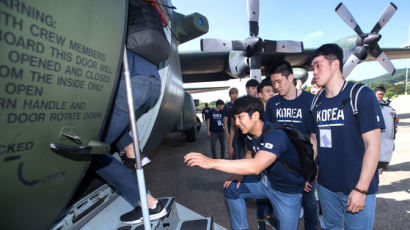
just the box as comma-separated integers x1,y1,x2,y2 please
172,0,410,103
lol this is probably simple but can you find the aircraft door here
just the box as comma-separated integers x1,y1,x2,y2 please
0,0,127,229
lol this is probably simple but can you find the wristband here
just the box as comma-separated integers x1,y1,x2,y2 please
354,187,368,195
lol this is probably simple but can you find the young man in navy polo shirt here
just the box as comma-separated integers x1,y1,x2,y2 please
265,61,318,230
228,79,259,160
202,103,211,122
223,87,238,158
185,96,304,230
207,100,226,159
311,44,384,229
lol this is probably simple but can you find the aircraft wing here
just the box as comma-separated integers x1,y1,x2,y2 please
179,50,313,83
184,86,230,94
180,51,231,83
180,48,410,82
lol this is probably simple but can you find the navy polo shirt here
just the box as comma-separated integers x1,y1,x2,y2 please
202,107,211,120
312,82,385,195
264,90,314,136
249,122,305,193
208,109,224,133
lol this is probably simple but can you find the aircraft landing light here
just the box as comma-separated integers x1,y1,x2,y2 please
198,17,203,25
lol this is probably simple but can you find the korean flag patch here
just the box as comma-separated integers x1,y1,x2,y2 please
264,143,273,149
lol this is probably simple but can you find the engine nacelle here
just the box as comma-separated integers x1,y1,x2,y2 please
227,51,249,78
173,12,209,45
292,67,308,84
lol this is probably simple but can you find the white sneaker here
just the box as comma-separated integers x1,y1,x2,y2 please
319,215,327,229
299,207,304,219
141,157,151,167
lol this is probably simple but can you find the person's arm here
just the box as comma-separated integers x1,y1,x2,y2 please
245,148,252,159
347,128,381,213
223,116,230,142
227,117,236,158
185,150,277,175
310,133,317,160
206,118,211,138
223,148,257,188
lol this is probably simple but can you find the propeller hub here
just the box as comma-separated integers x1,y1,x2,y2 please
336,2,397,77
362,33,381,45
244,36,262,57
353,46,368,60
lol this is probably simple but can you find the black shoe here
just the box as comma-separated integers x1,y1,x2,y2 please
120,200,167,225
265,216,278,230
257,220,266,230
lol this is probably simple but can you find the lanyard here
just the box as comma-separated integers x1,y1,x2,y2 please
339,80,347,95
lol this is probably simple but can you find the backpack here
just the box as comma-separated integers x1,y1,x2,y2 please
126,1,170,64
247,123,317,182
380,100,398,139
310,82,366,127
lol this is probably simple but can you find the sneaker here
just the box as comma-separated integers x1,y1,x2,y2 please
265,216,278,230
257,220,266,230
299,207,304,219
319,215,327,229
141,157,151,167
120,200,167,224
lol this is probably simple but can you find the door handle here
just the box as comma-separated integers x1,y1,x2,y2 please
50,140,110,156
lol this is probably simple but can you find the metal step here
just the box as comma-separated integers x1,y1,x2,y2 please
155,198,213,230
51,184,226,230
119,197,213,230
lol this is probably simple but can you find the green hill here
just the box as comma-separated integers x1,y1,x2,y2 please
362,68,409,85
360,68,409,98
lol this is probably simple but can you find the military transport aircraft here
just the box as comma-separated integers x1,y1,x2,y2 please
1,0,410,230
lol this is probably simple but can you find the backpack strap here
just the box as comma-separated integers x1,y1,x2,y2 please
258,124,304,176
349,82,365,127
310,88,325,112
248,123,281,156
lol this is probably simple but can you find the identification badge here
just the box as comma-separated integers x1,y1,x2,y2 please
319,128,332,148
217,120,222,126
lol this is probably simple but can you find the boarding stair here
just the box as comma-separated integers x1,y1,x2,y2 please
51,184,223,230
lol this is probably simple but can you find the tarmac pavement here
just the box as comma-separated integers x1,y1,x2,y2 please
144,95,410,230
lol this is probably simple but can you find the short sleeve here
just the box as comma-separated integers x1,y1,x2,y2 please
222,105,228,117
260,130,287,157
264,100,274,122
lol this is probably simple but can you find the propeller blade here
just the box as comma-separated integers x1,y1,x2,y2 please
264,40,303,53
376,51,396,75
250,68,262,82
335,3,364,37
200,39,245,52
249,55,262,82
343,53,360,78
371,2,397,33
247,0,259,36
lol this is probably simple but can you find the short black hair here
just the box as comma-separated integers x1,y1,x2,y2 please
231,95,264,121
311,43,343,72
374,85,386,93
216,99,224,106
266,60,293,78
257,78,273,93
246,79,259,88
